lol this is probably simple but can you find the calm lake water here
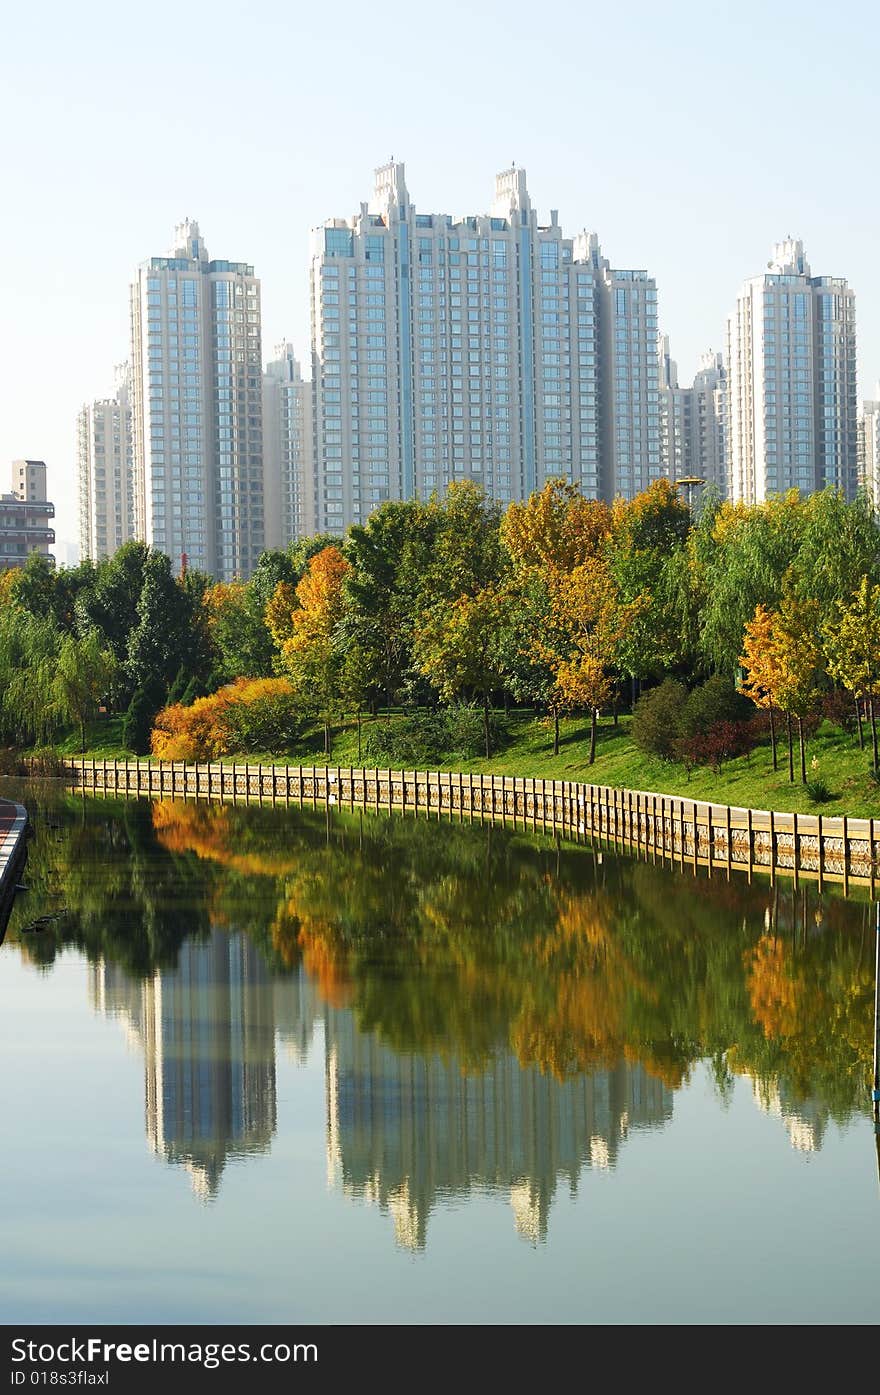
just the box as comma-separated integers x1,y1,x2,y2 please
1,778,878,1325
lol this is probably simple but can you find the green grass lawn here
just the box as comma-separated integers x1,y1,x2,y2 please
52,708,880,818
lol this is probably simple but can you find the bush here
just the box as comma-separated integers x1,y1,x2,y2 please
681,674,751,738
805,778,833,803
362,704,504,766
221,682,304,754
150,677,301,761
822,689,857,734
635,675,755,768
674,719,755,774
631,680,688,759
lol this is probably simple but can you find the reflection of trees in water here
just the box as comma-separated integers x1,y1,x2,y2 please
5,787,876,1129
147,799,876,1124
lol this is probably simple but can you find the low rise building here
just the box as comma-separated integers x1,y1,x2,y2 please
0,459,55,569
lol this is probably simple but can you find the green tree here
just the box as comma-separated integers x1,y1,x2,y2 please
413,584,512,758
0,608,63,745
52,629,118,752
609,480,694,689
343,499,434,712
697,492,807,675
124,551,200,700
823,576,880,775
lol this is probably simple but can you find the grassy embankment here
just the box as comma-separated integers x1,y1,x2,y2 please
41,709,880,819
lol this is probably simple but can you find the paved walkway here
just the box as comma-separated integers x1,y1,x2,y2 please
0,797,28,905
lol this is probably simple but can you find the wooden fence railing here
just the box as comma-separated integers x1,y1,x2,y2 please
60,757,880,893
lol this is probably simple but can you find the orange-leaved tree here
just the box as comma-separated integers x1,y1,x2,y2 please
268,546,351,755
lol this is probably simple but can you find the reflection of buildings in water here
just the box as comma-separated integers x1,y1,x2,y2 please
90,932,278,1199
748,1075,830,1153
273,974,320,1065
324,1004,673,1249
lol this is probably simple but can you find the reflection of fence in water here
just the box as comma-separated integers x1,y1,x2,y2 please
62,756,880,894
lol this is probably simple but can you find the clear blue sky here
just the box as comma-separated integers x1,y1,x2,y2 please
2,0,878,558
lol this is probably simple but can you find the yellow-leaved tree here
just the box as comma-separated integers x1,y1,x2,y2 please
543,559,641,765
774,595,824,784
740,603,785,772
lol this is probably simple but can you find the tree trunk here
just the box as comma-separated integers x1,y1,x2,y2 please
357,709,362,761
856,695,865,749
589,707,597,765
797,714,806,784
483,692,491,760
553,710,559,758
870,693,879,776
768,701,778,772
786,711,794,782
612,689,619,728
324,722,331,757
80,716,86,754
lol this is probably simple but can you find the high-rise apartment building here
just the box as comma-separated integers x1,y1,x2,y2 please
658,337,691,482
858,388,880,502
690,350,728,495
262,344,314,546
726,239,857,505
309,163,661,533
0,460,55,568
130,220,264,580
77,364,135,562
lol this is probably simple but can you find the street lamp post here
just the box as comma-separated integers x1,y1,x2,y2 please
675,475,706,515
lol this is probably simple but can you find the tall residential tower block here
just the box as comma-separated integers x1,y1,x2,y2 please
77,364,135,562
129,221,264,580
308,163,662,533
725,239,857,505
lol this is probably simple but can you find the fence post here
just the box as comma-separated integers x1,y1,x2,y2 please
769,808,776,886
817,813,824,892
726,804,732,878
842,814,850,895
793,811,800,889
747,807,754,883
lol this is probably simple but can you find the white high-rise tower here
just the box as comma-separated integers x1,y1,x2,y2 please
129,220,264,580
309,163,662,533
77,363,135,561
725,239,857,505
262,344,314,546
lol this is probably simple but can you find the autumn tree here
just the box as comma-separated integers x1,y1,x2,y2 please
774,595,824,783
823,576,880,775
544,559,641,764
270,545,352,755
501,478,611,573
740,604,785,772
